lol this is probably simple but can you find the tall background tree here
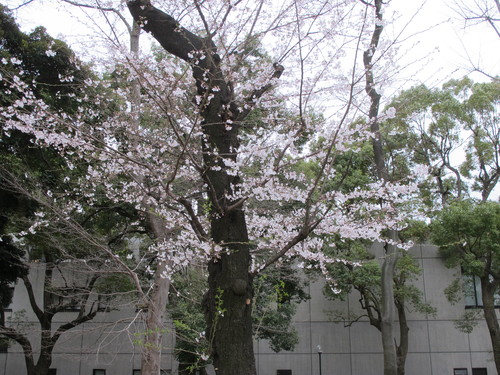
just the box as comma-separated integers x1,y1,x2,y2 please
385,75,500,373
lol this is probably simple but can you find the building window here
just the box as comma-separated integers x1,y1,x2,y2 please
464,275,500,308
277,371,292,375
454,369,468,375
93,370,106,375
472,369,487,375
48,370,57,375
133,370,140,375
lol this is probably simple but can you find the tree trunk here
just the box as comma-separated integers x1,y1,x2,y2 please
396,300,409,375
363,1,399,374
140,212,172,375
141,266,170,375
380,239,398,375
480,276,500,373
127,3,260,374
205,209,255,375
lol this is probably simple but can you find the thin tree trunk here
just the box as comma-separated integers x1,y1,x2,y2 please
123,18,173,375
363,1,399,374
480,276,500,373
141,265,170,375
140,212,172,375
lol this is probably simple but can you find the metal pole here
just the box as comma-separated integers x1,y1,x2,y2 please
316,345,323,375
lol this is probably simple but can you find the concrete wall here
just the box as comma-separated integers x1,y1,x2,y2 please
1,245,497,375
255,244,497,375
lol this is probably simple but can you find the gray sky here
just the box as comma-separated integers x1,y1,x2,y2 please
5,0,499,87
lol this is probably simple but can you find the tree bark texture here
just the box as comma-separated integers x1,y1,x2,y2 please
127,2,269,374
396,300,409,375
480,276,500,373
139,212,172,375
363,1,399,374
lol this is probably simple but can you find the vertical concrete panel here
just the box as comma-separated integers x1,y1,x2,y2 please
0,354,7,375
407,320,431,353
3,353,26,375
431,352,471,375
348,322,382,354
51,322,84,354
404,352,432,375
311,322,350,354
309,280,346,322
422,257,461,320
470,351,496,373
313,353,350,375
350,353,383,375
428,320,470,352
468,320,494,352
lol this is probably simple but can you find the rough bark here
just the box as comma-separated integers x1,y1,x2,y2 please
480,276,500,372
395,300,409,375
126,2,282,374
363,1,399,374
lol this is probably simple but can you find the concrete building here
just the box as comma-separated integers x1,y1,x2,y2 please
0,244,497,375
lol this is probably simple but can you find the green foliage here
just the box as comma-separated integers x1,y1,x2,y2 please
453,310,481,334
385,76,500,207
252,265,309,352
324,244,435,321
168,264,309,372
444,278,464,305
168,268,210,373
398,220,431,244
94,274,135,294
432,200,500,277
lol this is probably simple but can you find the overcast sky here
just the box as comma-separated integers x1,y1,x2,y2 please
5,0,499,88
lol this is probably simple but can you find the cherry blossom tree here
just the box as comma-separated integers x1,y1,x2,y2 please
1,0,422,374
